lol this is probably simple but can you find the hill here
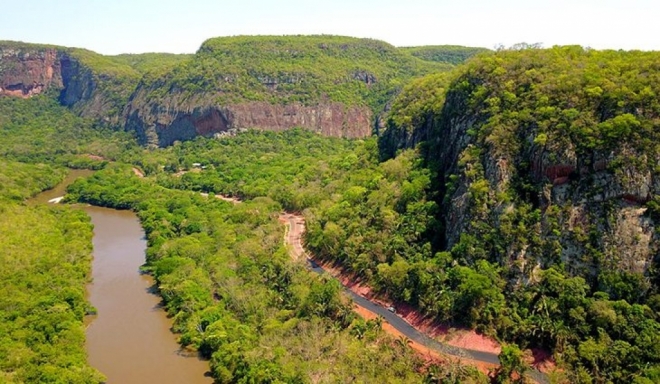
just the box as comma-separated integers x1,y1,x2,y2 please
399,45,491,65
124,35,451,146
378,45,660,382
0,37,457,147
0,41,190,125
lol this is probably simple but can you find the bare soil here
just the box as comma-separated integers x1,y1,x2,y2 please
132,167,145,178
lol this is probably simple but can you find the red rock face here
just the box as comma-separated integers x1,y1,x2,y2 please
192,109,228,136
0,49,62,98
545,165,575,185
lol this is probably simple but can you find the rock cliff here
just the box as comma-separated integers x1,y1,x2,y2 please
126,100,373,147
1,37,454,146
384,46,660,287
123,35,448,146
0,42,133,124
0,46,62,98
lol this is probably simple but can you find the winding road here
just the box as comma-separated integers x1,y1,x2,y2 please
207,194,549,383
279,213,550,384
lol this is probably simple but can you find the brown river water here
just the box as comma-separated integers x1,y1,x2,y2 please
33,170,212,383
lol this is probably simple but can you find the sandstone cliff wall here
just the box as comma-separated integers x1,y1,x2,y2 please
0,46,122,124
1,44,375,144
386,83,659,282
125,96,373,147
0,47,63,98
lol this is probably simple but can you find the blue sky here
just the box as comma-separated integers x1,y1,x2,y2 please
2,0,658,54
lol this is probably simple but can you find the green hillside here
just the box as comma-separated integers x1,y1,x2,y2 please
66,48,194,119
400,45,491,65
379,45,660,383
109,52,192,74
0,96,134,166
137,35,452,111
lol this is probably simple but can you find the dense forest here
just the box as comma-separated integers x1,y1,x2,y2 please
3,35,660,384
138,47,660,382
379,46,660,383
400,45,491,65
0,96,134,166
0,161,104,383
130,35,452,111
0,90,486,382
64,165,486,383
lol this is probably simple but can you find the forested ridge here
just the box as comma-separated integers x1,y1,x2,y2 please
0,40,195,124
400,45,491,65
3,37,490,146
142,47,660,383
0,37,474,124
379,46,660,383
133,35,451,111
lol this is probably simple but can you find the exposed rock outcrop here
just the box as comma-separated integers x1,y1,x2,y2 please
2,36,453,145
0,47,63,98
383,47,660,286
0,41,377,144
120,35,451,146
430,96,660,278
0,44,123,124
126,101,372,147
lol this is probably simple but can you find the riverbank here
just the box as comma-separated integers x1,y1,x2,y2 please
35,170,212,384
84,206,212,384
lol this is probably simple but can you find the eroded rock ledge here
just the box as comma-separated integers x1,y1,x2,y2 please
126,101,373,147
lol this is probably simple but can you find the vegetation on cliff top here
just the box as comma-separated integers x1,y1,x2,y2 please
378,72,451,160
400,45,491,65
64,48,193,91
66,48,194,120
0,40,61,52
134,35,452,112
0,40,194,125
379,45,660,383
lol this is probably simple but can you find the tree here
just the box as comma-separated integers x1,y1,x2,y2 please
494,344,528,384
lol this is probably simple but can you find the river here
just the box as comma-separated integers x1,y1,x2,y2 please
33,170,212,384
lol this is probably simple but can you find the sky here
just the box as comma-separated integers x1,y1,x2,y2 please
1,0,658,55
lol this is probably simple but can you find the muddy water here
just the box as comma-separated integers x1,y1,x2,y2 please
34,170,213,384
85,207,212,383
30,169,95,204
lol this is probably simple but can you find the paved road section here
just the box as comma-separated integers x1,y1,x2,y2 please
281,214,550,384
205,194,550,384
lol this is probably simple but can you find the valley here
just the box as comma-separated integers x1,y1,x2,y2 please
1,35,660,384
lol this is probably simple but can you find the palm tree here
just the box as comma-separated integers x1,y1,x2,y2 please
371,315,384,332
395,335,413,357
